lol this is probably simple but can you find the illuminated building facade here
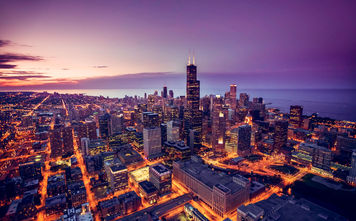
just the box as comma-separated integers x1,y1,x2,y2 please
105,163,128,192
173,156,250,217
239,93,249,108
229,84,237,109
273,120,288,151
212,107,226,153
289,105,303,128
149,163,172,195
184,57,202,151
99,113,112,139
143,127,162,159
167,120,180,142
237,125,252,157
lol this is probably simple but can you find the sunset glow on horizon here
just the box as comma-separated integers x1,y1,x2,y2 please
0,0,355,89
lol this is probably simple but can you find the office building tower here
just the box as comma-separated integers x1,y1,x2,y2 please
236,125,251,157
99,113,112,139
347,151,356,185
160,123,167,145
165,105,179,122
163,86,168,98
143,127,162,159
142,112,159,128
239,93,249,108
149,163,172,195
290,105,303,128
211,101,227,152
229,84,237,109
184,56,202,151
225,127,238,153
169,89,174,99
105,163,128,192
312,145,332,171
173,156,250,217
111,114,124,134
167,120,180,142
86,121,98,140
273,120,288,150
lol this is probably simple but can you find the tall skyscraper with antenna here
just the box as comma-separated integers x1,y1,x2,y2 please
184,55,202,152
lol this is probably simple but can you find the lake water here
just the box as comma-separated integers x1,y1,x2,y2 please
6,88,356,121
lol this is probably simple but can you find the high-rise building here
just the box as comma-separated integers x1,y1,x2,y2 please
289,105,303,128
169,90,174,99
273,120,288,150
347,151,356,185
312,145,332,171
163,86,168,98
149,163,172,195
143,127,162,159
167,120,180,142
142,112,159,128
86,121,98,140
111,114,124,134
212,110,226,153
229,84,237,109
105,163,128,192
99,113,112,139
160,123,167,145
237,125,252,157
239,93,249,108
184,57,202,151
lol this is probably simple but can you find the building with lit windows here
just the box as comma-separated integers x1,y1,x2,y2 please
105,163,128,192
184,57,202,151
167,120,180,142
173,156,250,217
273,120,288,151
143,127,162,159
149,163,172,195
237,125,252,157
289,105,303,128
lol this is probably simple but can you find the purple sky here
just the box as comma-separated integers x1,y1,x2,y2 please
0,0,355,89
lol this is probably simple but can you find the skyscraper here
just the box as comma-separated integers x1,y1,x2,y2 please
163,86,168,98
273,120,288,150
229,84,237,109
143,127,162,159
289,105,303,128
167,120,180,142
99,113,112,139
236,125,252,157
184,56,202,151
239,93,249,108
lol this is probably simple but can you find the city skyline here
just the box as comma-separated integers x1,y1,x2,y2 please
0,1,356,221
1,0,356,89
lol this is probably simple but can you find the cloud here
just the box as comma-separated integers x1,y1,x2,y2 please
0,40,11,47
0,71,51,81
93,65,108,69
0,53,43,69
